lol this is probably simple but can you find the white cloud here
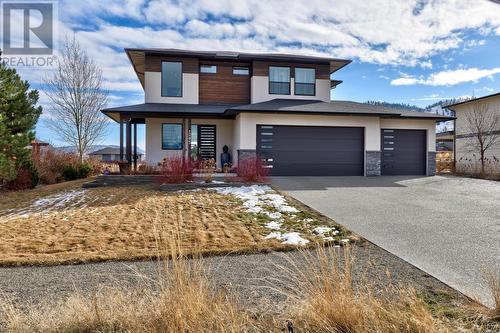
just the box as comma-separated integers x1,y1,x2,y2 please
8,0,500,98
391,67,500,86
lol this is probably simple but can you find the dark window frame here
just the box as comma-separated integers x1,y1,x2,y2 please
200,64,217,74
161,123,184,150
232,66,250,75
268,65,291,95
294,67,316,96
161,61,183,97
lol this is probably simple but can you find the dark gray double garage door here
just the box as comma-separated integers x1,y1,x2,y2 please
257,125,426,176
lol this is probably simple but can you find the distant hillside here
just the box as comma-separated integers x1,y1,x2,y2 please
365,101,425,112
54,145,120,155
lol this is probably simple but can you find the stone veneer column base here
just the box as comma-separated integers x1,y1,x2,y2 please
427,152,436,176
366,151,381,176
237,149,257,165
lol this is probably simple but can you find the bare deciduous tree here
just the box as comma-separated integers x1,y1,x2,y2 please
44,37,108,162
462,102,500,174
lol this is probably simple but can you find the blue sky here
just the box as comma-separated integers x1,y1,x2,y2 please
6,0,500,149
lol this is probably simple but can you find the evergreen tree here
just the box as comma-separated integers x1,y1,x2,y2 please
0,62,42,183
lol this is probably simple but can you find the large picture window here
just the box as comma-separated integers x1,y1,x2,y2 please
294,67,315,96
161,61,182,97
162,123,183,150
269,66,290,95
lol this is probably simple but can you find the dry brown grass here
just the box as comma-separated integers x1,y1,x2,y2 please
277,246,450,333
0,242,474,333
0,225,261,333
0,182,340,266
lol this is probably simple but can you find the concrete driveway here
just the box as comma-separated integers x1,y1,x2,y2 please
272,175,500,306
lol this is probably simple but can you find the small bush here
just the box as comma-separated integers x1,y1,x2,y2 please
77,163,92,178
4,162,38,190
62,165,79,181
158,156,198,184
235,155,269,183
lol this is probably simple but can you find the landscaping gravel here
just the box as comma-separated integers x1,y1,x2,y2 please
0,241,467,312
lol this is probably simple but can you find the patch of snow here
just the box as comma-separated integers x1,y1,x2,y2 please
265,221,282,230
264,211,282,220
264,231,309,246
281,232,309,246
2,189,88,220
340,239,350,243
212,185,298,215
323,236,334,241
313,226,334,235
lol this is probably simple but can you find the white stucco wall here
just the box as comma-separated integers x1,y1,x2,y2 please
145,117,234,167
144,71,199,104
251,76,331,103
379,118,436,152
234,113,381,151
451,95,500,166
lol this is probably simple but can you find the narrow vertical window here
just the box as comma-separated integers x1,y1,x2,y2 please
269,66,290,95
294,67,315,96
161,61,182,97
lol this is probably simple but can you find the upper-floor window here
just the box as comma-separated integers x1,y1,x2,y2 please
269,66,290,95
294,67,315,96
200,64,217,74
161,61,182,97
233,66,249,75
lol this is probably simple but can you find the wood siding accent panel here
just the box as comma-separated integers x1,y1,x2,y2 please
146,55,199,73
252,61,330,79
199,61,251,104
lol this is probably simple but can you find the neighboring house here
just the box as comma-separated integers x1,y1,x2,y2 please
90,147,144,163
445,92,500,169
102,48,452,176
436,131,454,152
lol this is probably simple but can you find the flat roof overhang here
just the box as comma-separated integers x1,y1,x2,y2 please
102,102,455,123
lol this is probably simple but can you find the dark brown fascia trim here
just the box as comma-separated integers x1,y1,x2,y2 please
445,92,500,108
330,59,352,74
125,49,145,89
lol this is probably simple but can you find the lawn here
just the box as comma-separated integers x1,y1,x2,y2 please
0,181,349,266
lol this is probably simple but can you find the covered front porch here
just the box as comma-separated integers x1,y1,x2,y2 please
101,103,239,171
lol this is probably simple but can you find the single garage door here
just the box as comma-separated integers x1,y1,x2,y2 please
381,129,426,175
257,125,364,176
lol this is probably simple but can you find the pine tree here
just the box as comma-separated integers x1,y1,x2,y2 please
0,62,42,183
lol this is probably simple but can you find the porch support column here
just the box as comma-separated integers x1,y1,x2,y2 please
126,118,132,165
187,118,192,160
133,122,138,171
182,118,187,160
119,119,124,161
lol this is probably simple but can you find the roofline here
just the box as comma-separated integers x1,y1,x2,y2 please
102,103,455,122
444,92,500,109
124,47,351,64
225,109,454,120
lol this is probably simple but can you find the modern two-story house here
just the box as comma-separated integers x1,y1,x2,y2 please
102,48,452,176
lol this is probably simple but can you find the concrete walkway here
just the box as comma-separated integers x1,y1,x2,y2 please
272,175,500,306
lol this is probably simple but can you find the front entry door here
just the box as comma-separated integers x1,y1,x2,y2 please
197,125,216,161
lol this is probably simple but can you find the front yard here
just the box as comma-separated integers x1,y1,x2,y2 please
0,181,348,266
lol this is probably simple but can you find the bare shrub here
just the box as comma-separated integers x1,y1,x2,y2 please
32,148,79,184
455,156,500,180
235,155,269,183
158,156,198,184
